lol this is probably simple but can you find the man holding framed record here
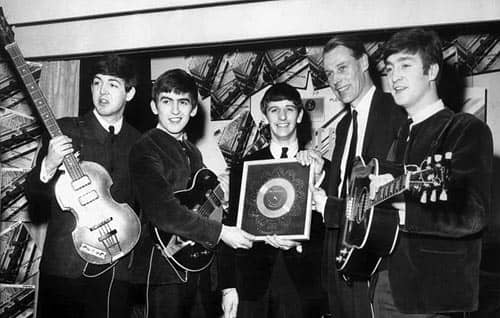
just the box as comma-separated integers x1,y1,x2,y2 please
218,83,327,318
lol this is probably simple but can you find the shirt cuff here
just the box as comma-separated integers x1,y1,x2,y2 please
40,157,56,183
398,210,405,225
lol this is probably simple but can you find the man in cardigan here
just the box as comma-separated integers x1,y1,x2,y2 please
308,35,407,317
25,55,141,318
370,28,493,317
218,82,327,318
129,69,254,318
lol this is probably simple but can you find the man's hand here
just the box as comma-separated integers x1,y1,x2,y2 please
220,225,255,249
45,135,74,173
221,288,238,318
311,186,327,216
218,170,230,209
368,173,394,199
297,149,325,176
264,234,302,253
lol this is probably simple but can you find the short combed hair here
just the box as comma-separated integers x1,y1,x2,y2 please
260,82,303,114
92,55,137,92
383,28,443,77
323,34,367,59
152,69,198,105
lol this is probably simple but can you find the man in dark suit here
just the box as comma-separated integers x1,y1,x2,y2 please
25,55,141,318
369,27,493,317
129,69,254,318
308,35,406,317
218,83,327,318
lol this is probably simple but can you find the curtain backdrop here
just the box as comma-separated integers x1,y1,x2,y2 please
39,60,80,118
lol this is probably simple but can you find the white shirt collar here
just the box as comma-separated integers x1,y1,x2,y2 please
93,109,123,134
351,85,375,116
156,124,187,141
410,99,445,126
270,140,298,159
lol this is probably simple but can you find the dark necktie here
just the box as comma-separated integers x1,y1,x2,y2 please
345,109,358,179
280,147,288,158
341,109,358,198
328,112,351,196
108,125,115,173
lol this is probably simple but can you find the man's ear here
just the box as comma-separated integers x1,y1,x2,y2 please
190,105,198,117
360,53,369,72
428,63,439,82
150,100,158,115
297,109,304,124
126,87,136,102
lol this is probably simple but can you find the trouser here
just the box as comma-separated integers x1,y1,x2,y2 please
37,271,130,318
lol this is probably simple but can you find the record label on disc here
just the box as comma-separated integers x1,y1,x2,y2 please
256,178,295,218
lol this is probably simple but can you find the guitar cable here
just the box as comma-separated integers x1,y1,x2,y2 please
155,243,188,283
145,244,190,318
145,246,155,318
82,261,117,318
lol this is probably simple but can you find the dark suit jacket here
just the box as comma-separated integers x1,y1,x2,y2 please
322,89,406,316
129,128,222,284
25,112,140,280
218,147,325,301
387,108,493,313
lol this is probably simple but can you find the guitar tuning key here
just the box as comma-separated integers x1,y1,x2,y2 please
439,189,448,201
420,191,427,203
430,189,437,202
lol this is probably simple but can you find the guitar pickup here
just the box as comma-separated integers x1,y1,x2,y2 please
72,175,91,191
89,217,113,231
78,190,99,206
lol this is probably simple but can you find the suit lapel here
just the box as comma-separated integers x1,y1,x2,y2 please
362,89,384,156
328,111,351,196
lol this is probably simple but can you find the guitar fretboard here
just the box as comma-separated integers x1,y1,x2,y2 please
199,185,225,217
5,43,84,182
371,174,408,206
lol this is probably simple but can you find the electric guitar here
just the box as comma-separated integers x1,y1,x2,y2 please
0,10,141,265
153,168,225,272
336,153,451,279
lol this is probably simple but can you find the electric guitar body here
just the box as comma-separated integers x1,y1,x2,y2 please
154,168,224,272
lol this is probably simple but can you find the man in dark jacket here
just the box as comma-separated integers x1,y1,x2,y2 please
129,69,254,318
218,83,327,318
307,35,407,318
370,27,493,317
25,55,141,318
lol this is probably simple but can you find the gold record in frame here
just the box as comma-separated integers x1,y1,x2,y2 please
256,178,295,218
236,158,313,240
